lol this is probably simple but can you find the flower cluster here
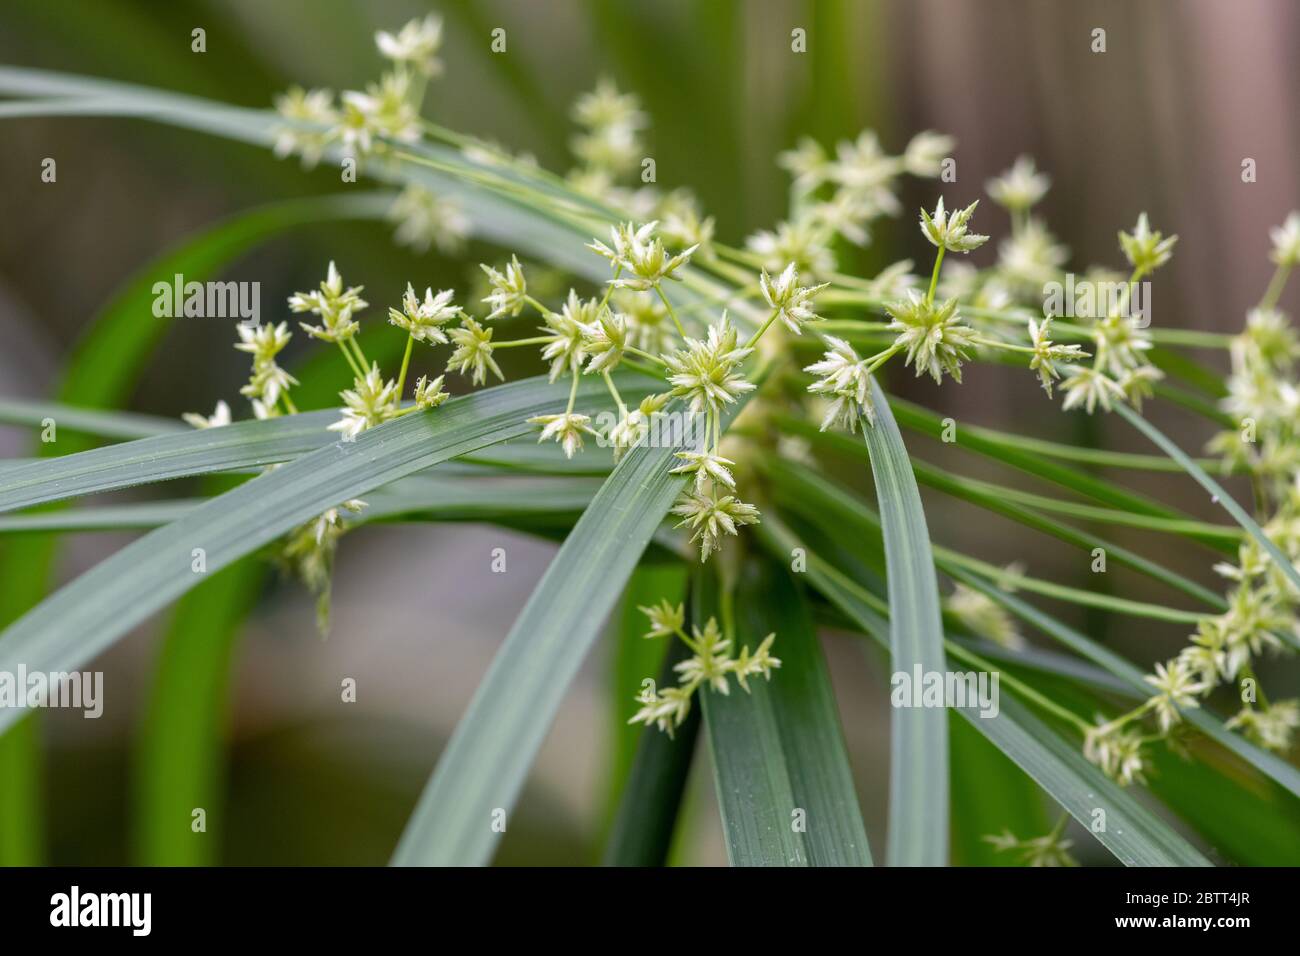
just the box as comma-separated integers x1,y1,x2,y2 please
1078,214,1300,782
273,15,440,167
984,819,1078,867
753,129,953,275
628,600,780,736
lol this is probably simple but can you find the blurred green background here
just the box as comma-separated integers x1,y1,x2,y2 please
1,0,1298,865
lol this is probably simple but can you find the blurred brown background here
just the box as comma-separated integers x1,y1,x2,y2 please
1,0,1297,864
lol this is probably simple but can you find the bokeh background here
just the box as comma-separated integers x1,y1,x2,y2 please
1,0,1297,865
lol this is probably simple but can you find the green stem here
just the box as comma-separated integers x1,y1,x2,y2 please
603,370,627,417
599,268,622,313
744,308,782,350
1259,262,1293,311
864,342,903,374
626,345,668,366
524,295,553,317
971,335,1036,355
396,334,414,397
655,284,688,339
348,335,369,370
493,336,553,348
947,643,1093,735
925,247,946,307
337,340,364,379
565,371,580,415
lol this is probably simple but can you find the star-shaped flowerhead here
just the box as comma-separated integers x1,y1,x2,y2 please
412,374,449,410
1060,366,1125,414
589,221,697,290
481,255,528,320
759,262,829,335
182,400,232,430
235,321,292,366
582,309,629,374
387,284,460,345
1083,722,1147,786
638,599,685,639
446,316,503,385
328,364,399,441
671,490,761,562
1269,212,1300,267
886,291,979,384
628,685,692,737
388,185,469,255
729,633,781,692
290,262,368,343
986,156,1050,213
670,450,737,493
1118,212,1177,274
607,392,671,462
663,315,755,414
805,335,876,432
919,197,988,253
338,72,421,157
1143,658,1209,733
1027,315,1088,396
272,86,339,168
902,130,955,178
539,290,595,381
527,412,596,459
375,15,444,76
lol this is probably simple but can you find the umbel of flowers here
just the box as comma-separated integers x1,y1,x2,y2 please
221,15,1300,769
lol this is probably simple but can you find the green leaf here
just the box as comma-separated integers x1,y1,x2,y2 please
0,192,390,865
949,569,1300,800
0,412,337,514
699,595,807,865
782,412,1224,605
605,564,683,825
1116,403,1300,600
886,398,1181,518
133,554,262,865
0,375,614,737
0,68,753,327
949,712,1048,866
390,402,712,866
602,636,699,867
702,561,871,866
861,381,948,866
757,512,1211,866
767,457,1300,798
0,399,183,439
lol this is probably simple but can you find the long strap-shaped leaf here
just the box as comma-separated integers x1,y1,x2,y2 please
861,380,948,866
603,637,699,867
770,459,1300,801
0,68,753,327
1116,403,1300,597
758,514,1210,867
0,375,608,734
389,405,708,865
949,569,1300,800
702,562,872,866
0,411,337,513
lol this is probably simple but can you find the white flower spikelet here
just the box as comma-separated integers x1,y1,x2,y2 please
329,364,398,441
805,336,876,432
759,262,829,335
919,197,988,253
